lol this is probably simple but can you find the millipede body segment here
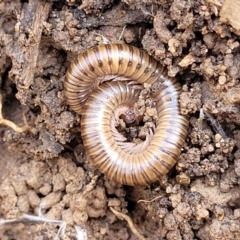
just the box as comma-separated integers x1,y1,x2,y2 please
64,43,188,186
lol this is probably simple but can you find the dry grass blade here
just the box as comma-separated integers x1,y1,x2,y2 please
137,194,165,204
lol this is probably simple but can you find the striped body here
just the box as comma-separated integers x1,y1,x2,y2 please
64,43,188,186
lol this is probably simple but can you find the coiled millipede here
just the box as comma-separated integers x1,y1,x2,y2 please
64,43,188,186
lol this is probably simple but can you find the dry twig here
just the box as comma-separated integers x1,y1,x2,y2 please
110,207,145,240
0,92,36,134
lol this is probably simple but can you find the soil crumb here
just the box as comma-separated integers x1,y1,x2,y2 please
1,0,240,239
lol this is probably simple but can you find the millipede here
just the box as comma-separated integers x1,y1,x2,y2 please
64,43,188,186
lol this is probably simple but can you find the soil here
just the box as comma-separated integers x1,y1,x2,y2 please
1,0,240,239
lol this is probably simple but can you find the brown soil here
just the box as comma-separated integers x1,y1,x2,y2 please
1,0,240,239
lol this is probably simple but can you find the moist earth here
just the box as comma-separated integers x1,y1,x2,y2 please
1,0,240,239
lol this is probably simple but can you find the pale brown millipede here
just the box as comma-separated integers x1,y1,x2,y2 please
64,43,188,186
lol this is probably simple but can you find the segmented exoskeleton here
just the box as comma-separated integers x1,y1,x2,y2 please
64,43,188,186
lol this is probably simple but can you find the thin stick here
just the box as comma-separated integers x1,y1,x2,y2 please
0,92,36,134
110,207,145,240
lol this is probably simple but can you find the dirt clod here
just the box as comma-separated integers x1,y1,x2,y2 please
1,0,240,239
